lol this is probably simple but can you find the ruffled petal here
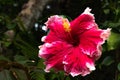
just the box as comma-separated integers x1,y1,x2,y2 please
79,28,111,60
45,15,63,30
44,15,71,43
63,47,95,77
38,41,72,72
44,31,61,43
70,7,97,35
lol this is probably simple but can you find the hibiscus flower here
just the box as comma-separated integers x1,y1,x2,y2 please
38,7,111,77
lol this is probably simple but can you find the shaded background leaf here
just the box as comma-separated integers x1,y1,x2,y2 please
0,70,14,80
101,56,114,66
107,31,120,50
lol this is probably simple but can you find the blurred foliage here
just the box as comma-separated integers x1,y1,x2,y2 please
0,0,120,80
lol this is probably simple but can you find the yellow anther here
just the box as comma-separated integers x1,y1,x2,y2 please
62,19,71,32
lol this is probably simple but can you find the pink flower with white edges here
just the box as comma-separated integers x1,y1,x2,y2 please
38,7,111,77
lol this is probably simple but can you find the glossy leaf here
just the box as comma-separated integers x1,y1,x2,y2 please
0,55,10,61
101,56,114,66
117,63,120,71
0,70,13,80
30,69,45,80
14,55,29,65
14,34,38,60
11,68,28,80
107,31,120,50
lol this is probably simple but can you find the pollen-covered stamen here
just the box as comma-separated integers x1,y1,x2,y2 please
62,19,71,32
62,18,79,46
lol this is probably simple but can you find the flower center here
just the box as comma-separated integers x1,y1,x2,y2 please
72,37,80,46
67,34,80,47
62,19,71,32
62,18,79,46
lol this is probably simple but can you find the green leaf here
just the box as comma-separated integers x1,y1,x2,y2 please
0,55,10,61
11,68,28,80
107,31,120,50
37,59,45,69
0,70,13,80
104,9,110,14
3,41,11,47
66,76,70,80
16,17,27,32
36,73,45,80
6,23,16,29
30,69,45,80
101,56,114,66
57,71,65,80
14,34,38,60
14,55,29,65
117,63,120,71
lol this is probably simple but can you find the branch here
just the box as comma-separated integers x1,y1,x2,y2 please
17,0,52,30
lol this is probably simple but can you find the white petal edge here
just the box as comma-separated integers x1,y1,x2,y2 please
45,43,53,48
70,70,90,77
45,15,63,26
82,7,94,17
38,47,47,58
38,43,53,58
100,28,111,41
70,72,80,77
44,64,52,73
41,36,46,42
86,62,95,71
42,25,48,31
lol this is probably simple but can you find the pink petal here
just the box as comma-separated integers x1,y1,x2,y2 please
45,15,63,30
70,7,97,35
44,31,61,43
79,28,111,60
39,41,72,72
44,15,71,43
82,7,94,18
63,47,95,77
100,28,111,40
41,36,46,42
